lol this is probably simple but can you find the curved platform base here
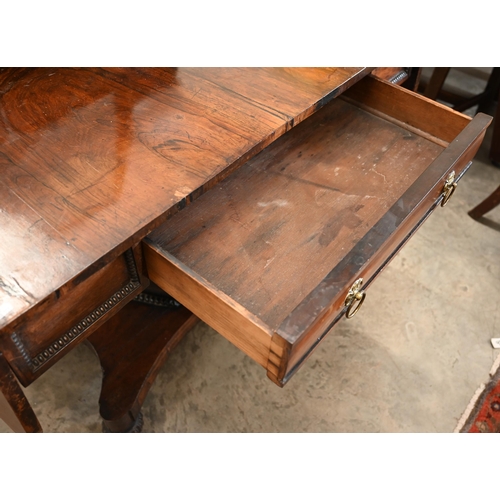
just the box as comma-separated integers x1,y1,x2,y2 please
102,411,144,433
86,291,197,433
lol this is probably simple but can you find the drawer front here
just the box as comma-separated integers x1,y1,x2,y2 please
144,77,491,387
1,247,148,384
274,122,488,385
279,162,477,385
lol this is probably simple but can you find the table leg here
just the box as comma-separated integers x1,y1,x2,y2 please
86,291,197,433
0,353,42,433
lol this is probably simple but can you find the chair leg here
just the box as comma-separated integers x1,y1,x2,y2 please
490,111,500,166
477,68,500,115
488,82,500,166
468,185,500,220
424,67,450,100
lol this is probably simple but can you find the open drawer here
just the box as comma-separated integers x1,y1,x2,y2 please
143,76,491,387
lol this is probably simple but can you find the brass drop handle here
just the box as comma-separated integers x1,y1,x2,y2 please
344,278,366,319
441,171,458,207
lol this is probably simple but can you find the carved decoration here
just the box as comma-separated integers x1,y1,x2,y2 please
12,249,141,373
11,333,34,370
133,292,181,309
389,70,409,86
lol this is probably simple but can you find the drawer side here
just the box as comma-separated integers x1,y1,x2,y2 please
143,243,273,368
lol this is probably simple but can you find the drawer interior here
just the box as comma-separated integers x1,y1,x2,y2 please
150,93,447,328
144,76,490,386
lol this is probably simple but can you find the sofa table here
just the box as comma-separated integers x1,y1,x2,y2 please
0,68,491,432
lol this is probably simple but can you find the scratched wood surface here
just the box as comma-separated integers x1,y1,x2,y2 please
145,79,491,385
0,67,370,330
147,95,446,331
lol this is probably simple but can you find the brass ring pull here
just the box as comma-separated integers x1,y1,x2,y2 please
344,278,366,319
346,291,366,318
441,171,458,207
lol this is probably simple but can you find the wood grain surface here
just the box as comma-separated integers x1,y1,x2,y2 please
343,75,471,143
2,247,147,385
145,77,492,385
0,352,41,432
144,245,273,368
146,94,445,331
0,67,370,331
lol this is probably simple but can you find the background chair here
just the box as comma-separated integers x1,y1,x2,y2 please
421,68,500,220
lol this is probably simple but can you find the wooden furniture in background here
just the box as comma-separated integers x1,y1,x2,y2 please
421,68,500,224
468,185,500,220
422,67,500,165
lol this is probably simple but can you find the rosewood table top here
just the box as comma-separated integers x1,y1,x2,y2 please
0,67,370,331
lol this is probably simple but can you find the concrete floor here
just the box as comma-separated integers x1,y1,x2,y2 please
2,69,500,433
